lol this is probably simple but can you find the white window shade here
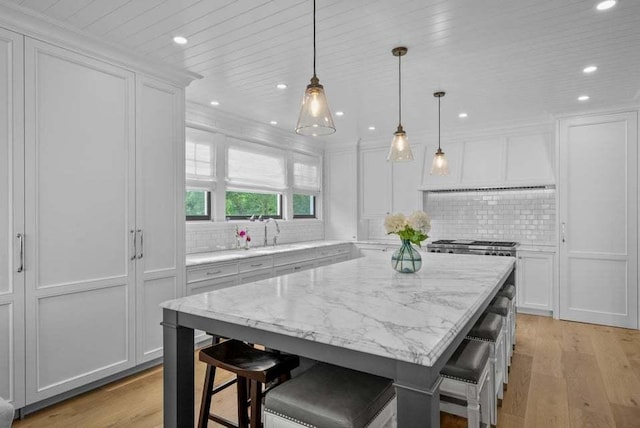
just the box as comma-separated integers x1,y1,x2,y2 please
186,127,215,181
293,154,321,192
227,143,286,190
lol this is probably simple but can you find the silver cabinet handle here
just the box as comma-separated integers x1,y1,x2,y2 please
250,263,263,267
16,233,24,272
130,230,137,261
561,222,566,243
206,270,222,276
137,229,143,259
294,266,302,271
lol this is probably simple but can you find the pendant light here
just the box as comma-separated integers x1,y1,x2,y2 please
430,91,449,175
388,47,414,161
296,0,335,137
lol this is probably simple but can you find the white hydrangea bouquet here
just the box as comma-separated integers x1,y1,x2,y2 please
384,210,431,246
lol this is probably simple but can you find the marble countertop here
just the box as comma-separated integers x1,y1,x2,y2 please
186,240,351,267
164,252,514,366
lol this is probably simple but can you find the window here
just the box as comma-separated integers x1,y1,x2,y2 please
293,194,316,218
225,191,282,219
186,190,211,221
186,127,216,221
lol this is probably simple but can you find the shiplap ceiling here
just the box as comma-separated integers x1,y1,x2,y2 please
5,0,640,144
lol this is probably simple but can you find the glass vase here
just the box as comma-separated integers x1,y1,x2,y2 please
391,239,422,273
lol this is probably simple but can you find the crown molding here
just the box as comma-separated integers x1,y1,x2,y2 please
186,101,323,156
0,1,201,87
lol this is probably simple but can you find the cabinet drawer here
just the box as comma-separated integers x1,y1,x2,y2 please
316,244,352,259
189,277,238,295
273,249,316,267
275,260,316,276
238,256,274,273
187,263,238,283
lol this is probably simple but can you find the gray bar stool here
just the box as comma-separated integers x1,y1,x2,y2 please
264,363,396,428
487,295,512,362
440,339,492,428
465,312,506,425
198,339,300,428
0,397,13,428
498,283,517,349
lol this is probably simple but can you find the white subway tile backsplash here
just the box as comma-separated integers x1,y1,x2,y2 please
422,188,556,245
185,220,325,254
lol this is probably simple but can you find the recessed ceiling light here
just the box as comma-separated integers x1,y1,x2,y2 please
578,95,590,101
335,111,344,117
583,65,598,74
173,36,188,45
458,112,468,118
210,100,220,106
368,126,376,131
596,0,617,11
276,83,287,89
270,120,278,125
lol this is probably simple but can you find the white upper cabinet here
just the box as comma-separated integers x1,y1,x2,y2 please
420,131,555,190
360,145,424,218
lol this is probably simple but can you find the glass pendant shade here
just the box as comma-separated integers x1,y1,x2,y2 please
388,124,414,161
430,147,449,175
296,75,335,136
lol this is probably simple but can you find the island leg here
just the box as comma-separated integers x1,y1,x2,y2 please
395,373,442,427
163,308,195,428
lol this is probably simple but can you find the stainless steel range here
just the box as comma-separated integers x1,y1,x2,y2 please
426,240,518,256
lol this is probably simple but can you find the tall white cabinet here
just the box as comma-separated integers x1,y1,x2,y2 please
2,34,187,407
0,27,24,409
558,111,638,329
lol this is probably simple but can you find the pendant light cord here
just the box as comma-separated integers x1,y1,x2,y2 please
313,0,317,78
438,95,441,150
398,52,402,125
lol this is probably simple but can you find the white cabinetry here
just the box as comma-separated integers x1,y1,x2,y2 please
360,145,424,218
20,38,185,404
324,149,357,240
420,132,554,190
517,250,555,316
0,27,24,409
135,76,185,364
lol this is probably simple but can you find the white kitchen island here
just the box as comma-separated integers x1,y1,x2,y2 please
161,251,515,427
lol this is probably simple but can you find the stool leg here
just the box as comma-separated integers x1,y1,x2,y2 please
249,380,263,428
198,365,216,428
237,376,249,428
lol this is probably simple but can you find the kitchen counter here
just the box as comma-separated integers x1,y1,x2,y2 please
162,251,515,427
186,240,351,266
170,251,514,366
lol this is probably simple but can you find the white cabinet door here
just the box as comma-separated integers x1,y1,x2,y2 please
324,149,357,240
392,145,423,214
558,112,638,328
135,76,185,363
24,38,136,403
360,147,391,218
0,28,24,409
517,251,554,315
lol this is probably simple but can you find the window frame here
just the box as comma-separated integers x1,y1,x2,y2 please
185,189,212,221
292,194,317,219
224,189,284,220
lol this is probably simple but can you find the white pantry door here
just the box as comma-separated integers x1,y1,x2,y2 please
24,38,136,403
0,28,24,409
558,111,638,328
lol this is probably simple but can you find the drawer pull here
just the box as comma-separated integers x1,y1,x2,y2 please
250,263,263,267
294,266,302,270
206,270,222,275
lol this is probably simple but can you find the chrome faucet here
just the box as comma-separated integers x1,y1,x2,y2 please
263,218,280,246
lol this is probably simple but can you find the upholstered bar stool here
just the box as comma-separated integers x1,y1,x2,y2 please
440,339,492,428
465,312,506,425
264,363,396,428
487,295,512,362
0,397,14,428
498,283,517,349
198,339,299,428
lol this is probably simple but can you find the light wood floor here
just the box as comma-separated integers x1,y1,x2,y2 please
12,314,640,427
